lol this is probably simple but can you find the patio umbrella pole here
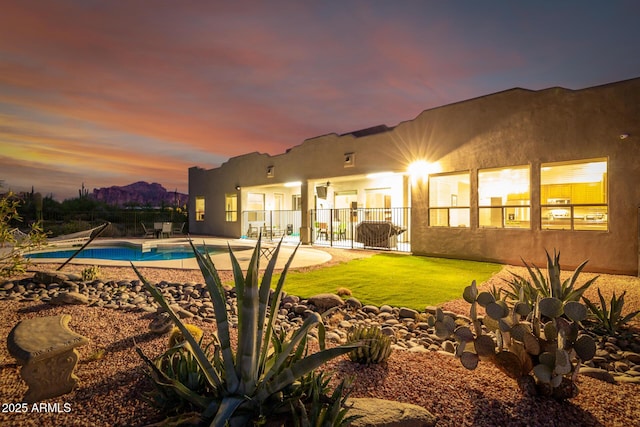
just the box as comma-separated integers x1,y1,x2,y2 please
56,222,110,271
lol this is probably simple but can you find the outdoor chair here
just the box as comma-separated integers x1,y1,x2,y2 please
141,223,155,238
316,222,328,240
246,224,259,239
160,222,172,238
172,222,185,235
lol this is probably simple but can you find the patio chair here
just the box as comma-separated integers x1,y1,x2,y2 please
141,223,155,238
246,224,259,239
160,222,172,238
315,222,328,240
172,222,185,235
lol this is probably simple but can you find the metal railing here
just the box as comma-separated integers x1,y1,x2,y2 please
29,210,188,238
241,210,302,242
311,207,411,252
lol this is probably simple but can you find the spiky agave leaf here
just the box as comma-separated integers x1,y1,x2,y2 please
134,342,215,412
132,263,225,393
229,237,261,394
188,241,241,394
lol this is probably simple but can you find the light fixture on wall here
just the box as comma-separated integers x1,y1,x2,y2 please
344,152,355,167
619,133,630,140
235,185,241,191
267,166,274,178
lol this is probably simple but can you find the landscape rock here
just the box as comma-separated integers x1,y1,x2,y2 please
49,291,89,305
346,397,437,427
307,293,344,311
399,307,418,319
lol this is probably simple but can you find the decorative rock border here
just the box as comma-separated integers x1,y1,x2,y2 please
2,272,639,384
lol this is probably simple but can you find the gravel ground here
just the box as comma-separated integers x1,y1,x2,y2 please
1,250,639,426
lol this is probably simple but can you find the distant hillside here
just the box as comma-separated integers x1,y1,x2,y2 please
92,181,188,207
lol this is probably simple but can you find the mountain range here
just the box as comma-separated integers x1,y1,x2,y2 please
91,181,188,207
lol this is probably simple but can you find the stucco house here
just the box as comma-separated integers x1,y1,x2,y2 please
189,77,640,275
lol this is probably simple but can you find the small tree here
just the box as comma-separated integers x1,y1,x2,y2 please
0,190,47,278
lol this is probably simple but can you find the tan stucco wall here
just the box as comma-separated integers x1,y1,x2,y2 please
189,77,640,275
407,80,640,275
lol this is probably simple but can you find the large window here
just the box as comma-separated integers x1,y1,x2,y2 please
247,193,265,222
541,158,608,231
225,194,237,222
195,196,205,221
478,166,530,229
429,172,470,227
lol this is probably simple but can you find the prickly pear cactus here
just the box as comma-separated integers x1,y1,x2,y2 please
454,280,596,400
347,326,392,365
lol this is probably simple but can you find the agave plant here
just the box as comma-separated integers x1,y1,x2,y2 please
132,236,360,426
347,326,392,365
502,249,598,305
583,288,640,335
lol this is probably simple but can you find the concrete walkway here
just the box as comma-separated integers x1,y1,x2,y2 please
29,236,333,271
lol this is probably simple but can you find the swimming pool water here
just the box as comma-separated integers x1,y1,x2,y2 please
26,245,214,261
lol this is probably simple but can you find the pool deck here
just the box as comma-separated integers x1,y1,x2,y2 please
32,236,333,271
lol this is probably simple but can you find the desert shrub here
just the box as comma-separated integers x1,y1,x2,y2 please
133,237,361,426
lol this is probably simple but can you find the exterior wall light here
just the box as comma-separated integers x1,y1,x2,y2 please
408,160,440,184
235,185,241,191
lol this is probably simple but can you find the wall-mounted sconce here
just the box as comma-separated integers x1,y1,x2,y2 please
235,185,241,191
344,152,355,167
619,133,630,140
326,181,331,187
267,166,274,178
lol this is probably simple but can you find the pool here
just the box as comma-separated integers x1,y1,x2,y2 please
25,243,250,262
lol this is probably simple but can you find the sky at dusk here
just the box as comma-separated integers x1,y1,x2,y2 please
1,0,639,201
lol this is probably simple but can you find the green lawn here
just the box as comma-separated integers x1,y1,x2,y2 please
276,253,503,311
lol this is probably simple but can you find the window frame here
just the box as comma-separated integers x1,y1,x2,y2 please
225,193,237,222
477,165,531,229
540,158,608,232
428,171,471,227
195,196,205,222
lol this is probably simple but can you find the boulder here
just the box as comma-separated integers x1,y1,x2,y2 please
346,398,437,427
346,297,363,309
307,293,344,311
49,292,89,305
33,271,69,285
398,307,418,319
579,367,616,383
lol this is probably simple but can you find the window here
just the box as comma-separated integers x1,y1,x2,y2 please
428,172,470,227
292,194,302,211
225,194,237,222
247,193,265,222
195,196,205,221
478,166,530,229
541,158,608,231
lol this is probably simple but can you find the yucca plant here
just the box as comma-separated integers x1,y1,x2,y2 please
133,236,360,426
583,289,640,336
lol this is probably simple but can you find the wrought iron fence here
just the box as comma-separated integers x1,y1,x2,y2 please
32,209,188,238
241,210,302,242
311,207,411,252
